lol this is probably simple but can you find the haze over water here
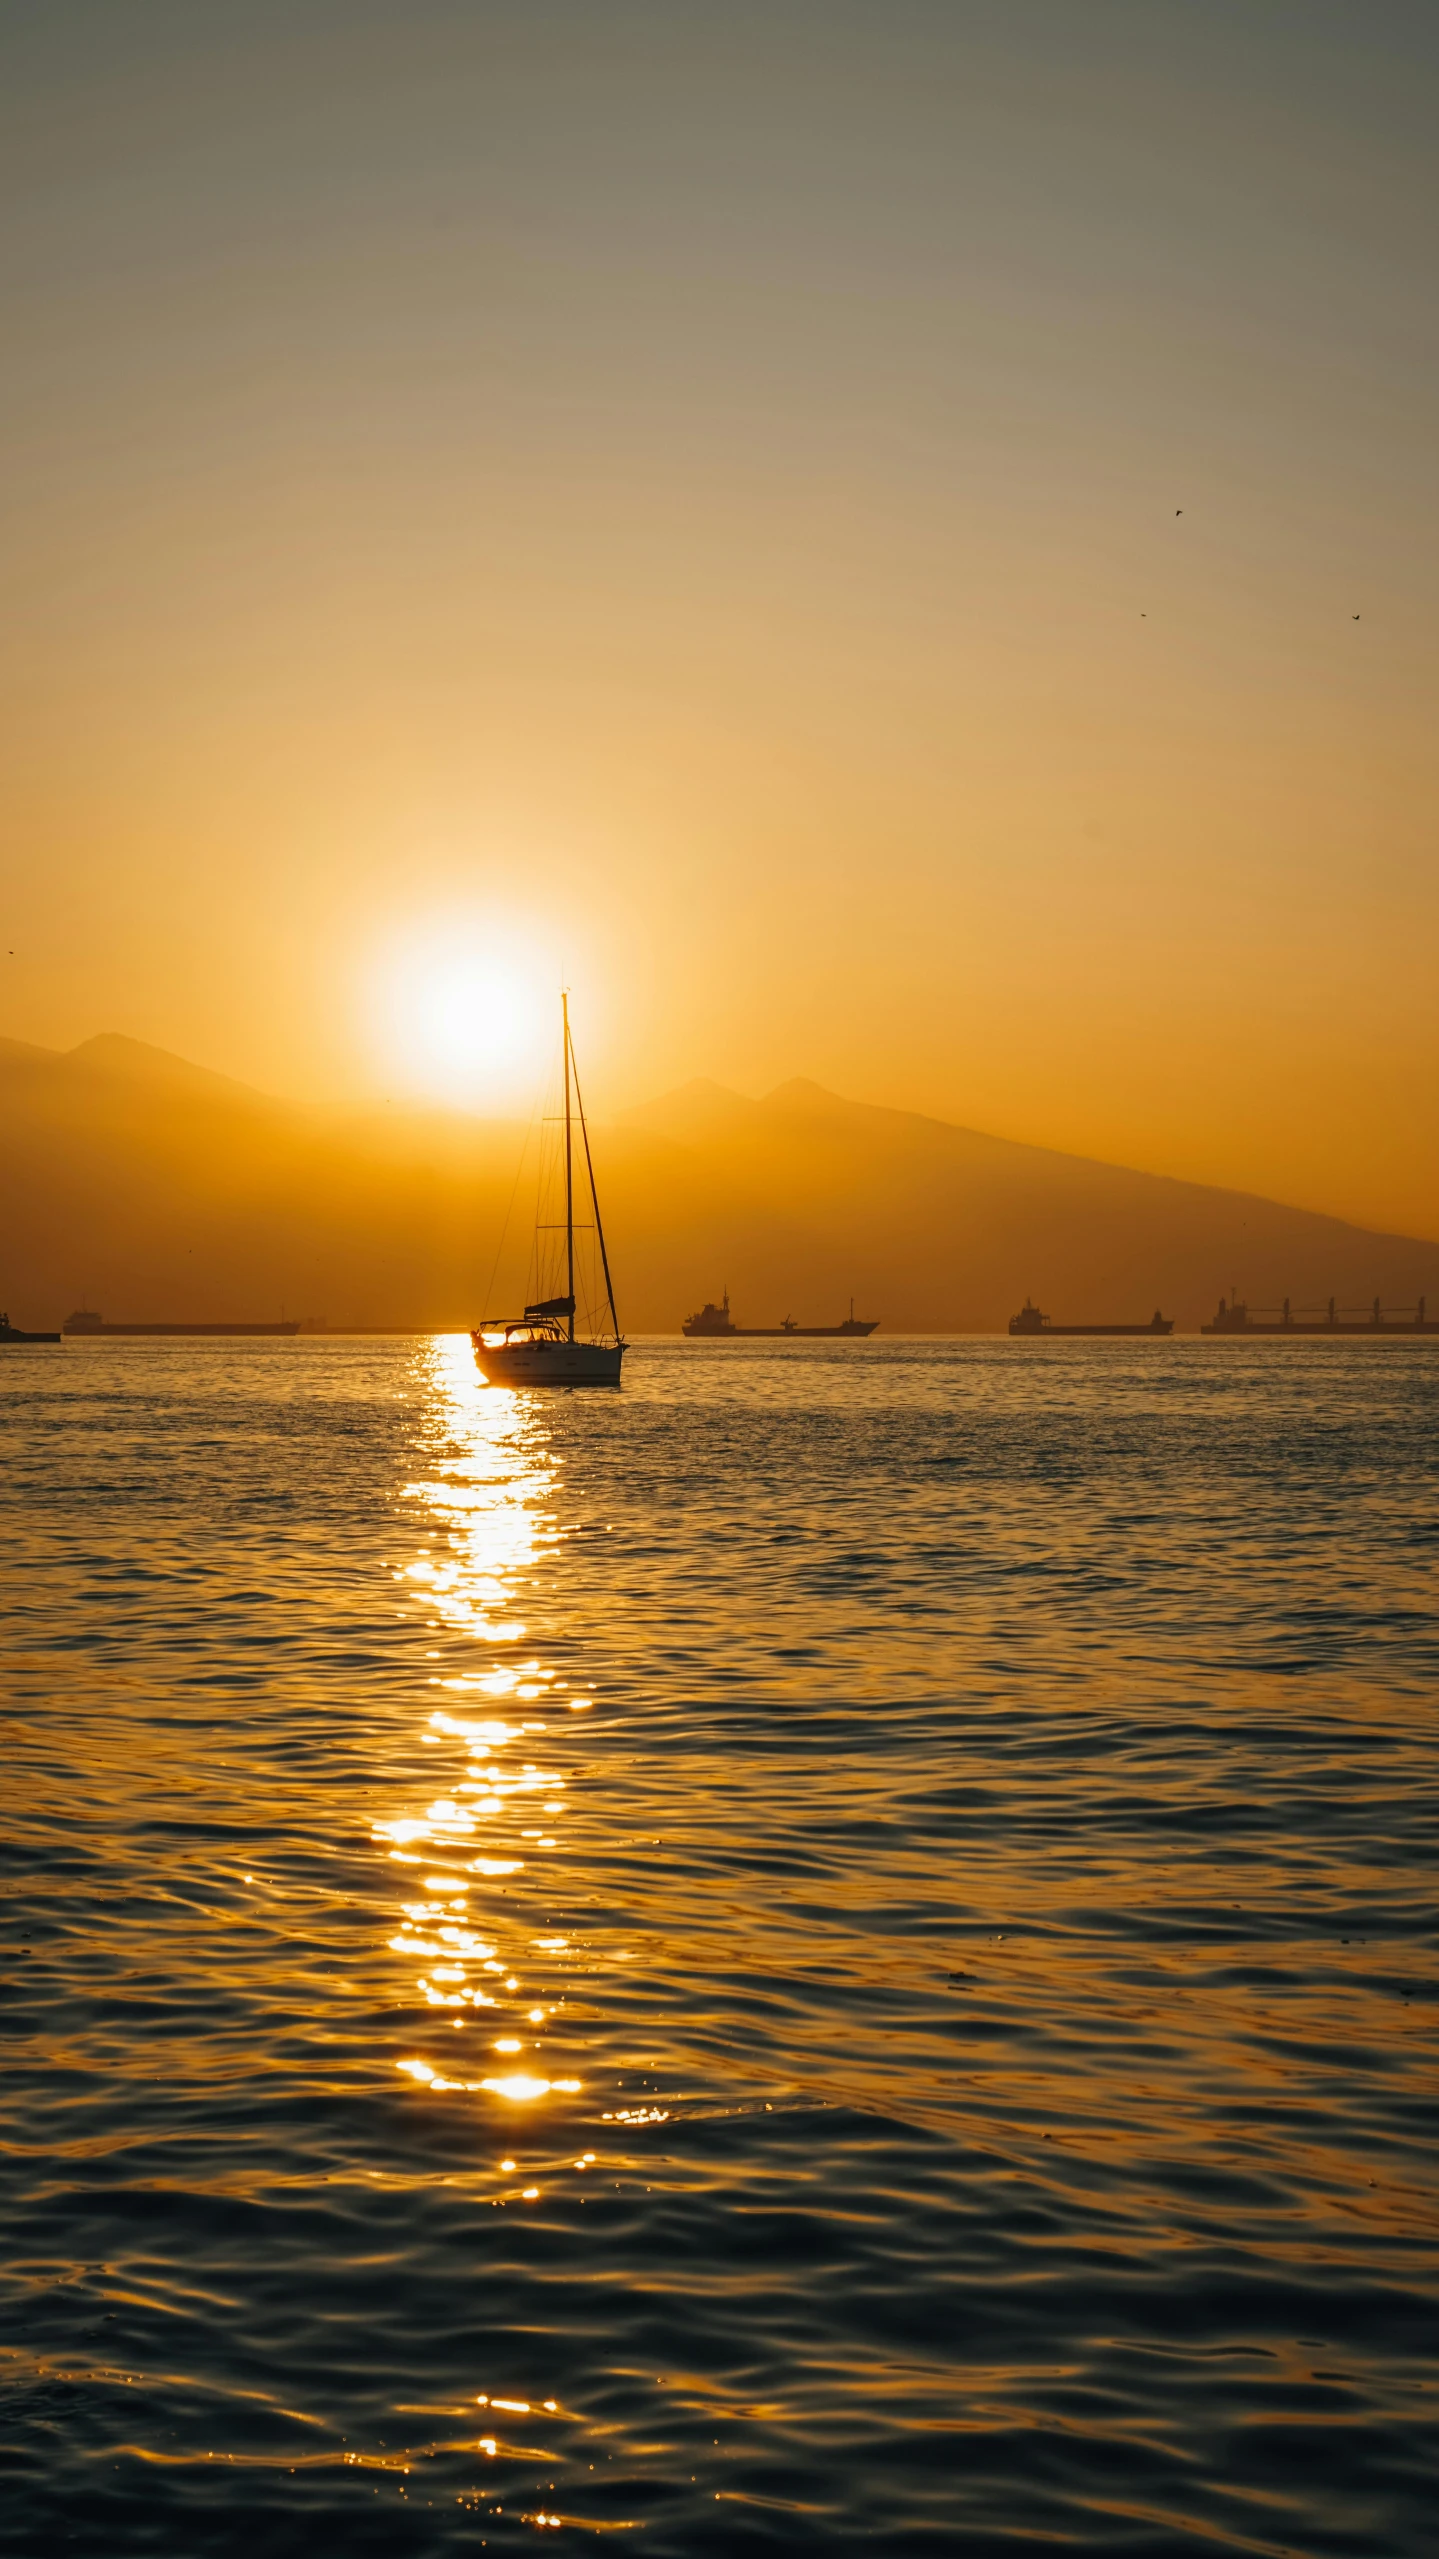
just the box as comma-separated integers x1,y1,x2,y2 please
2,1336,1435,2553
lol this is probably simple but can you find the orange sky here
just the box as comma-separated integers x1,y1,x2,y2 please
2,2,1436,1236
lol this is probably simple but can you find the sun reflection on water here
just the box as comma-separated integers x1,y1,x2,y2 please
374,1337,585,2109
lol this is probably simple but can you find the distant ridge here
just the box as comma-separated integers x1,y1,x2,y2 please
0,1034,61,1067
631,1072,1278,1193
0,1031,1433,1334
621,1076,768,1136
63,1033,287,1109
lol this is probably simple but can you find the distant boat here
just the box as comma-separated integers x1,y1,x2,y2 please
1009,1299,1173,1338
61,1311,300,1337
471,995,625,1388
1202,1293,1438,1336
1,1312,61,1344
682,1288,878,1338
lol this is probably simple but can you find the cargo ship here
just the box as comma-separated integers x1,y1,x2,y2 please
1202,1294,1437,1336
682,1289,878,1338
63,1310,301,1337
1,1312,61,1344
1009,1299,1172,1337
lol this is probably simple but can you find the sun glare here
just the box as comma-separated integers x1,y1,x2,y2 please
372,921,551,1107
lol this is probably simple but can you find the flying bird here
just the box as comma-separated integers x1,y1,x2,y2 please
1175,508,1183,515
1352,613,1360,621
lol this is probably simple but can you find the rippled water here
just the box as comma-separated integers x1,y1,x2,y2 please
2,1336,1436,2555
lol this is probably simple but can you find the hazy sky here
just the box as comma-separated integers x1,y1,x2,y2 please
2,1,1436,1231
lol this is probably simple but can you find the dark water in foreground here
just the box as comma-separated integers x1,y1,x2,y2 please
2,1336,1436,2555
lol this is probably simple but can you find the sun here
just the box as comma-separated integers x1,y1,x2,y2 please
373,921,551,1107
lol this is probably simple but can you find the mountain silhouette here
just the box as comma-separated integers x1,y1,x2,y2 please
1,1034,1433,1332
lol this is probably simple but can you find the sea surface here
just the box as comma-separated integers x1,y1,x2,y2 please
1,1335,1436,2555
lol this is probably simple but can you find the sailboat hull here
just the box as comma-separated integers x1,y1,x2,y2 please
471,1335,624,1388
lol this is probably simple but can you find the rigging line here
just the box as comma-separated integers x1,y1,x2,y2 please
562,991,575,1343
525,1035,567,1309
567,1042,622,1342
481,1071,545,1320
517,1033,558,1299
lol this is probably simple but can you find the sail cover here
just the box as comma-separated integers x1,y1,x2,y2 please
525,1294,576,1319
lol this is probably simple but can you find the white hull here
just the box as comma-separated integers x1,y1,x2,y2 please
472,1334,624,1388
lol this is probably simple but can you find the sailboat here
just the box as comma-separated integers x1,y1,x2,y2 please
470,994,626,1388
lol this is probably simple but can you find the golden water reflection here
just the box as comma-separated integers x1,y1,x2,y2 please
375,1339,589,2108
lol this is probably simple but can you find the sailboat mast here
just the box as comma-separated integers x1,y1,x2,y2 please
562,991,575,1342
